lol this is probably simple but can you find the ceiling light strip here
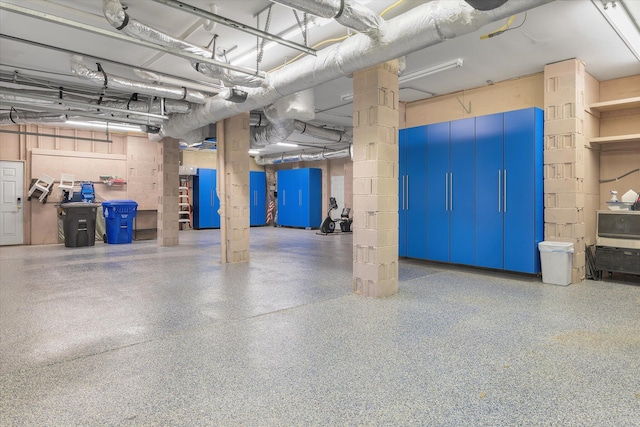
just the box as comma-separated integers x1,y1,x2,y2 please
150,0,316,56
0,1,266,78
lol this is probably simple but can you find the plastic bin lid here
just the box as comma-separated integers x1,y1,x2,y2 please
102,200,138,206
538,241,574,253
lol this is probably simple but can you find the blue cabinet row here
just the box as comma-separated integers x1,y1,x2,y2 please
276,168,322,228
192,169,267,229
399,108,544,274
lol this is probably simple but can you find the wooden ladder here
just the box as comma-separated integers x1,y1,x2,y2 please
178,178,192,229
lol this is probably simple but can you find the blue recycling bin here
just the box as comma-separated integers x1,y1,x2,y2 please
102,200,138,244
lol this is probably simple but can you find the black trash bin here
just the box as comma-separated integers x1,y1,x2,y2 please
59,202,100,247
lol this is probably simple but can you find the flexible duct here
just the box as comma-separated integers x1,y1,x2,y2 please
0,111,67,126
71,55,207,104
161,0,553,139
271,0,383,33
254,145,351,165
102,0,264,88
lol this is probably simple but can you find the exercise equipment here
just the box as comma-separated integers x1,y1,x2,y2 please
320,197,353,234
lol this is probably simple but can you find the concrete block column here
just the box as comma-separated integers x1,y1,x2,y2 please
352,60,400,298
157,137,180,246
217,113,251,263
543,59,590,283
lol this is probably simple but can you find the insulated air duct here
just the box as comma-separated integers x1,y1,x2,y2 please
464,0,510,11
0,111,67,126
71,55,207,104
161,0,553,139
254,145,352,165
271,0,383,33
102,0,264,88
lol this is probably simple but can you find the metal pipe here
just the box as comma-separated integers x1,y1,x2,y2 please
271,0,384,33
0,1,264,79
150,0,316,56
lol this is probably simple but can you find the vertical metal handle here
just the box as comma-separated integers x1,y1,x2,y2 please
299,189,302,206
210,190,213,207
504,169,507,213
498,170,502,213
406,175,409,211
449,173,453,211
401,175,405,211
283,190,285,206
445,173,449,211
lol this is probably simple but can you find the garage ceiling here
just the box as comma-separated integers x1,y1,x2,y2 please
1,0,639,157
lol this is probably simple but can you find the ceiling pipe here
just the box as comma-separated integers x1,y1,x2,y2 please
71,55,207,104
161,0,554,139
150,0,316,56
254,145,351,165
270,0,384,33
0,111,68,126
102,0,265,88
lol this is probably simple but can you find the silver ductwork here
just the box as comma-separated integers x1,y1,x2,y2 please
254,145,352,165
161,0,553,139
71,55,207,104
271,0,383,33
91,99,191,114
0,111,67,126
102,0,264,88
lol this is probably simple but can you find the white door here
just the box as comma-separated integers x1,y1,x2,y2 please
0,161,24,245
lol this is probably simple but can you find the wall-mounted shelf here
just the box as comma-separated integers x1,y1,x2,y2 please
590,97,640,112
590,133,640,145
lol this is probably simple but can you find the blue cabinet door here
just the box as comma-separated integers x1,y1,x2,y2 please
193,168,220,229
450,118,476,265
405,126,428,259
504,108,543,273
426,122,450,262
250,171,266,226
276,168,322,228
399,129,408,257
475,113,504,269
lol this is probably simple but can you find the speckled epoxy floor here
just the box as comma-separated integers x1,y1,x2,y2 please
1,228,639,426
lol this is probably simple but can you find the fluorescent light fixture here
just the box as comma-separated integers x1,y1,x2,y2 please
592,0,640,62
65,120,144,133
340,58,463,102
248,149,260,155
276,142,298,147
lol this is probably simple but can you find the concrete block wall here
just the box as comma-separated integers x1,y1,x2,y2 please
217,113,250,263
157,138,180,247
352,60,399,298
543,59,592,283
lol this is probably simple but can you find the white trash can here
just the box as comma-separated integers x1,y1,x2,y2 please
538,241,574,286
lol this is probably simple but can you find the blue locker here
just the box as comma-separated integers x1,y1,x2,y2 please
450,118,476,266
250,171,267,226
503,108,544,274
277,168,322,228
399,126,428,259
475,113,505,270
193,168,220,229
426,122,450,262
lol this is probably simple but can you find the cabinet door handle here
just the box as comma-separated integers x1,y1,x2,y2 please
498,170,502,213
210,190,213,207
406,175,409,211
445,173,449,211
449,172,452,211
283,190,286,206
401,175,405,211
504,169,507,213
299,189,302,206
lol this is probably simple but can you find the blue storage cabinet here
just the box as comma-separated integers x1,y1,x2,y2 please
400,107,543,274
193,168,220,229
399,126,428,259
276,168,322,228
250,171,267,226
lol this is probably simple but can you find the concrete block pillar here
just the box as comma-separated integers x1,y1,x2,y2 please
157,137,180,246
543,59,591,283
217,113,251,263
351,60,400,298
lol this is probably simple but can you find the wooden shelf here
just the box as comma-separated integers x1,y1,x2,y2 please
590,133,640,145
590,97,640,112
